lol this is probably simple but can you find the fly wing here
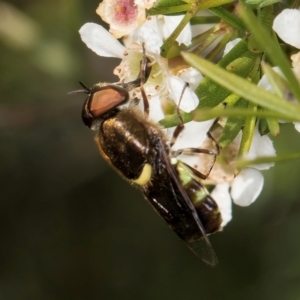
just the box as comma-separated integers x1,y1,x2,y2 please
185,236,218,267
152,140,218,267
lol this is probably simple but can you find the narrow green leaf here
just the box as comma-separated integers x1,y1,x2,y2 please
226,51,259,75
192,107,299,122
161,7,197,57
235,152,300,169
245,0,280,9
193,25,229,56
219,98,248,148
238,103,257,156
181,52,300,122
195,41,257,108
159,0,235,57
148,4,189,15
248,5,274,53
237,2,300,101
154,0,186,6
159,111,192,128
258,117,269,135
209,7,245,31
266,116,280,136
190,16,220,25
261,63,291,99
206,32,234,61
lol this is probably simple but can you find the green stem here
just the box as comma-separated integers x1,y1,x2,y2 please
238,103,257,157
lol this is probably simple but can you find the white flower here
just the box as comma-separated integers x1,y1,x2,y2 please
172,121,276,228
223,38,242,56
211,183,232,227
79,23,126,58
272,9,300,133
291,51,300,81
159,15,192,46
79,15,276,230
273,9,300,49
273,9,300,85
257,65,300,132
123,14,192,53
79,21,200,121
96,0,146,38
273,9,300,81
231,168,264,207
134,0,158,9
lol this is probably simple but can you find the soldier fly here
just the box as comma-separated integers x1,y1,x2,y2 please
78,46,222,266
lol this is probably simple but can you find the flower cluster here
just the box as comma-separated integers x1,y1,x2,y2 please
79,0,300,229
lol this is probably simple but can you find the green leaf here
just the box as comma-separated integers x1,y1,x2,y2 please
266,116,280,136
148,3,189,15
247,5,274,53
195,41,259,108
245,0,280,9
258,117,270,135
235,152,300,169
161,8,197,58
154,0,186,6
209,7,245,31
238,103,257,156
261,63,291,99
219,98,248,147
237,2,300,101
206,32,234,61
158,0,236,57
190,16,220,25
159,111,192,128
160,106,297,130
181,52,300,122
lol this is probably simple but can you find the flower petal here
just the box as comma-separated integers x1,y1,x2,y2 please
294,122,300,132
161,15,192,46
291,51,300,82
169,119,215,151
177,67,203,91
149,95,165,122
223,38,242,56
257,66,282,91
246,125,276,170
169,120,215,176
79,23,125,58
96,0,146,39
168,76,199,112
134,0,157,9
231,168,264,207
211,183,232,228
132,17,164,54
273,9,300,49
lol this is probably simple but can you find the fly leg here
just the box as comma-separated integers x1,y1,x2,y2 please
170,83,190,148
172,119,220,180
170,84,220,179
122,43,152,116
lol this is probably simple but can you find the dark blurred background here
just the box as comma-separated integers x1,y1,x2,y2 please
1,1,300,299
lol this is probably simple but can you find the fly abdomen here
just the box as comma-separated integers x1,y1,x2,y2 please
175,161,222,235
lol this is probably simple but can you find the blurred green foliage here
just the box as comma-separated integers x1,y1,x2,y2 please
1,1,300,299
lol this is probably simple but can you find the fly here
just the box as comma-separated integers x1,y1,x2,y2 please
77,46,222,266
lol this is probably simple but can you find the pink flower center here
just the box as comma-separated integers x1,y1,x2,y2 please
114,0,138,25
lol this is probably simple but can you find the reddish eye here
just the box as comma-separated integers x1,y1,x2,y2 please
90,86,129,117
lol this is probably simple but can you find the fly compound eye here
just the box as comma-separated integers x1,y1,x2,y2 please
90,85,129,117
82,85,130,127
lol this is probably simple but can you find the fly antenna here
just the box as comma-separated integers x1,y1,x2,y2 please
79,81,91,92
67,81,91,95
